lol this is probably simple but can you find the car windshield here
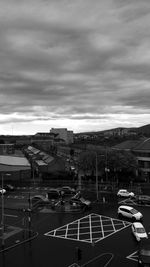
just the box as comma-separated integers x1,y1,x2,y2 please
140,249,150,256
131,208,138,214
137,227,145,233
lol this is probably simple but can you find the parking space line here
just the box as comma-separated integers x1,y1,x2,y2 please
65,224,69,238
100,215,104,238
111,218,116,232
77,220,80,241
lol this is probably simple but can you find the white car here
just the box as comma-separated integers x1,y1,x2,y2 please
117,189,135,198
118,205,143,220
0,188,6,194
131,222,148,241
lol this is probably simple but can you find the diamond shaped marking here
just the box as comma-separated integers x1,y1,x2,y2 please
44,213,131,243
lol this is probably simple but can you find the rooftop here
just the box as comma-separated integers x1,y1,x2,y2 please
0,155,30,166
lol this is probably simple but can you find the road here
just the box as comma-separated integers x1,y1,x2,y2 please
0,187,150,266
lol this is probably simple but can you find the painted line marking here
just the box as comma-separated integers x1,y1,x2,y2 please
126,251,138,262
45,213,131,244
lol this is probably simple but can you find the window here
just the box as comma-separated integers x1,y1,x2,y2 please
130,208,138,214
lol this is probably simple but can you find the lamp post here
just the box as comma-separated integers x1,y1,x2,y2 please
1,173,11,249
28,192,32,237
95,152,99,201
1,173,4,249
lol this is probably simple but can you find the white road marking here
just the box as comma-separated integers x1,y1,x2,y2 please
126,251,138,262
77,219,80,240
65,224,69,238
45,213,131,244
100,215,104,238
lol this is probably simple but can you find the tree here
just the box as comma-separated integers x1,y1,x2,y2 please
78,149,137,181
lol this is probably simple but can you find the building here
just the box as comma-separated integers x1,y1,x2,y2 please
24,146,66,179
0,144,15,154
31,133,57,152
0,155,31,181
50,128,74,144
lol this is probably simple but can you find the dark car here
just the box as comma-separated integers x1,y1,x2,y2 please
46,189,60,200
138,239,150,266
31,195,49,209
59,186,76,196
136,195,150,205
69,197,91,210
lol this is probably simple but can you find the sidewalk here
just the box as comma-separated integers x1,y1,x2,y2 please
0,226,38,253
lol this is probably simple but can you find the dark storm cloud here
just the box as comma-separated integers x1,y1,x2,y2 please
0,0,150,133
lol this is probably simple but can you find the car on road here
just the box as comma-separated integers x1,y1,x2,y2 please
138,239,150,266
131,222,148,241
59,186,76,196
0,188,6,194
118,205,143,220
117,189,135,198
69,197,90,209
136,195,150,205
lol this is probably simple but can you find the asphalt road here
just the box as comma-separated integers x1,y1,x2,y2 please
0,188,150,267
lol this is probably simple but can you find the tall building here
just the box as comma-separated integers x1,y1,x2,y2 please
50,128,74,144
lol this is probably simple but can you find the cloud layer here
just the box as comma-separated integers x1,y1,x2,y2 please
0,0,150,134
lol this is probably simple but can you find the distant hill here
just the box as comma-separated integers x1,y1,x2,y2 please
137,124,150,136
75,124,150,136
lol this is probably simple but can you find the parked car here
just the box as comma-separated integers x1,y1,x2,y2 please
0,188,6,194
59,186,76,196
131,222,148,241
138,239,150,266
31,195,49,203
79,197,91,207
118,205,143,220
69,198,90,209
46,188,60,200
117,189,135,198
71,192,91,208
136,195,150,205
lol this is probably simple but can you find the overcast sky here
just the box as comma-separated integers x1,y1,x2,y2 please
1,0,150,135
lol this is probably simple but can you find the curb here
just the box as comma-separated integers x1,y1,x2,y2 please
0,231,38,253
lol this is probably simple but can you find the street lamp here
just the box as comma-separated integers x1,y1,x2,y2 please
1,173,11,249
1,173,5,249
95,152,99,201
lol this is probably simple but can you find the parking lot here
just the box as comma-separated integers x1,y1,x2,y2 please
0,186,150,266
